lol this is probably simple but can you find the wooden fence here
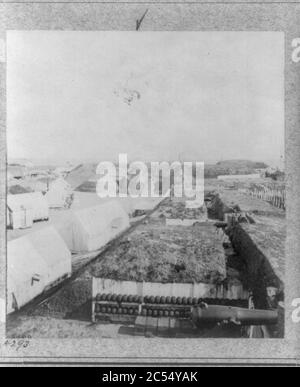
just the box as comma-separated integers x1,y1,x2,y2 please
240,185,286,210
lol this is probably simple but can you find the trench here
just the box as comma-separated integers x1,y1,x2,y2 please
207,193,284,338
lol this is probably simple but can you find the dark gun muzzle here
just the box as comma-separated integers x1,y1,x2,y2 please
191,304,278,326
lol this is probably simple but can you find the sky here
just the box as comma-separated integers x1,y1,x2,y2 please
7,31,284,166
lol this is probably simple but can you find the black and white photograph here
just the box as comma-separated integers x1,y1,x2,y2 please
1,0,300,367
4,30,285,340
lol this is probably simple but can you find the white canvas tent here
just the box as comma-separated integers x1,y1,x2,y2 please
7,226,72,314
7,192,49,229
56,201,130,252
71,192,135,216
45,178,72,208
71,192,107,210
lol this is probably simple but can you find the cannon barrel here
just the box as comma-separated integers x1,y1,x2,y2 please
191,305,278,326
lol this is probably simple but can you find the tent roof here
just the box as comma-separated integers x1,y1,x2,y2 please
25,226,71,267
71,192,106,210
7,226,71,312
73,200,128,236
7,236,47,287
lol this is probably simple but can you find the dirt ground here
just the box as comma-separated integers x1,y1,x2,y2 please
7,314,244,339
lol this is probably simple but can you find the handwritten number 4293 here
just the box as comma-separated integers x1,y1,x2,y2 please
4,339,30,350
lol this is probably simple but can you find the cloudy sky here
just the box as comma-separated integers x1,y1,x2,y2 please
7,31,284,165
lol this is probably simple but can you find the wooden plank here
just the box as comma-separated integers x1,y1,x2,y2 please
168,318,178,337
134,316,147,336
145,316,158,337
157,317,170,337
93,277,216,300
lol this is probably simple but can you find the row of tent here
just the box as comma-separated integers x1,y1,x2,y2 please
7,181,165,230
7,179,73,230
7,201,131,314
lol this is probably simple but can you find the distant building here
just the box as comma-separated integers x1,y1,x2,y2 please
25,178,52,193
45,178,73,209
7,166,26,180
7,192,49,230
54,167,69,178
29,169,50,178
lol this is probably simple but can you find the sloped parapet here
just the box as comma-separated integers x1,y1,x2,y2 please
229,217,285,294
